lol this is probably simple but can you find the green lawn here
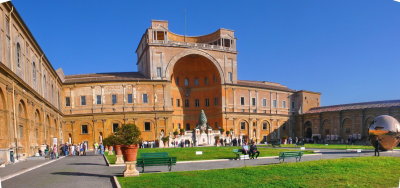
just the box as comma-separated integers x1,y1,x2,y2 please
104,146,313,164
274,144,377,150
105,151,116,164
118,156,400,188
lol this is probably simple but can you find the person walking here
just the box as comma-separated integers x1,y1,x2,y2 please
374,137,380,157
52,144,57,159
94,142,99,155
83,142,87,156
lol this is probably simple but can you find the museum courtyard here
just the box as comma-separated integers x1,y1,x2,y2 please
1,144,400,188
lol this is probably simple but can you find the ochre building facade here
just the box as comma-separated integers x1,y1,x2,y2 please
0,2,397,163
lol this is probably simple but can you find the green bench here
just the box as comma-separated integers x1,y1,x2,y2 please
136,152,177,173
271,142,281,147
233,149,242,160
278,151,303,162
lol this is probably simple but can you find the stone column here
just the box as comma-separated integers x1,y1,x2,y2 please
70,121,75,144
232,88,236,112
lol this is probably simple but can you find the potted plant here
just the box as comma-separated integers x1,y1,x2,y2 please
173,130,179,138
117,124,142,162
102,137,110,154
179,128,185,135
220,128,224,134
109,134,123,156
226,130,230,136
161,136,169,147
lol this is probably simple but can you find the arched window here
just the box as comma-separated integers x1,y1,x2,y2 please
32,62,36,85
16,42,21,68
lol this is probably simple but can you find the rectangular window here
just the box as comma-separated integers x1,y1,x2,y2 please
175,77,179,85
96,95,102,105
214,97,218,106
252,98,256,106
194,79,199,86
81,96,86,106
262,98,267,107
282,101,286,108
228,72,233,82
273,100,277,108
112,123,119,133
185,99,189,107
65,97,71,107
195,99,200,107
81,125,88,134
176,99,180,107
204,77,208,85
127,94,133,103
240,97,245,106
205,98,210,107
185,123,190,131
145,122,151,131
263,123,268,130
112,94,117,104
171,98,174,106
143,94,148,103
291,102,295,109
241,122,246,130
184,78,189,86
157,67,162,77
18,125,23,138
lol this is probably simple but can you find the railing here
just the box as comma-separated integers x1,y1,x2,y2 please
150,40,236,52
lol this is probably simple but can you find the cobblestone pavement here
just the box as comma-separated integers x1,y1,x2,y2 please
2,149,399,188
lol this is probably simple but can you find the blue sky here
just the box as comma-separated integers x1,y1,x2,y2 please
12,0,400,106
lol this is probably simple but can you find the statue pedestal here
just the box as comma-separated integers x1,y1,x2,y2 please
123,161,139,177
115,154,124,164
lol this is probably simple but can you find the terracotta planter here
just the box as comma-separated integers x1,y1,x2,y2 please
122,144,139,162
108,146,113,152
114,145,123,155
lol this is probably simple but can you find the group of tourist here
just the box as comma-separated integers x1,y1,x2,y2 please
93,142,105,155
59,142,88,156
37,144,59,159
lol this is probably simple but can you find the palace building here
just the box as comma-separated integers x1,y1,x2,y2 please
0,2,398,163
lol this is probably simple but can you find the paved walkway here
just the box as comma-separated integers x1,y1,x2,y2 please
0,158,50,180
1,149,399,188
2,153,120,188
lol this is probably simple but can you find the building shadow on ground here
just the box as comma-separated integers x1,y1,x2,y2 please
52,172,114,178
68,162,105,166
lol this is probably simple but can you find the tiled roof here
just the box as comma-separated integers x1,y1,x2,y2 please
234,80,294,92
305,100,400,114
64,72,150,84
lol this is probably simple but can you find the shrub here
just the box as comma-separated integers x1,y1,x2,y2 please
116,124,142,145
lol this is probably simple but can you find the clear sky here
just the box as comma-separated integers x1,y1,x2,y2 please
11,0,400,106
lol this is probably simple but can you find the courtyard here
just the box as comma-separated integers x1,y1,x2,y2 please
1,145,400,188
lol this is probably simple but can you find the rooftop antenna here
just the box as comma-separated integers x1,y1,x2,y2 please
184,8,187,42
